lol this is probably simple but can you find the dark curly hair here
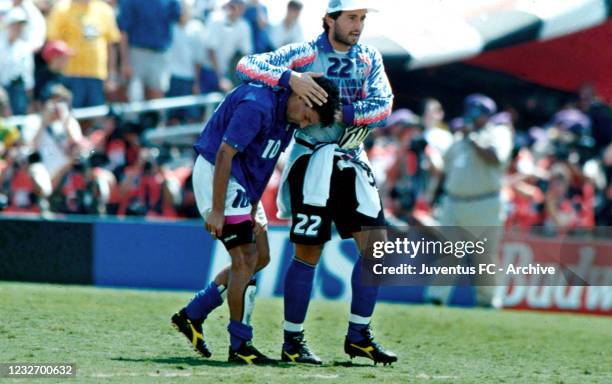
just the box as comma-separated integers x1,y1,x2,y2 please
312,77,340,127
322,11,342,33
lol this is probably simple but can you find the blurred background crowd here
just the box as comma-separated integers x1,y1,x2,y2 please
0,0,611,237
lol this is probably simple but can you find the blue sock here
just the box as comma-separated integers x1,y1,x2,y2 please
283,258,315,344
228,320,253,351
348,258,379,342
185,281,225,321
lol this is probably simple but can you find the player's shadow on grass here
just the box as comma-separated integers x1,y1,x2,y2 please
332,361,378,368
112,356,293,369
112,356,231,368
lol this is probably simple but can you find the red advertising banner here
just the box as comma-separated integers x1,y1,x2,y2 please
499,233,612,316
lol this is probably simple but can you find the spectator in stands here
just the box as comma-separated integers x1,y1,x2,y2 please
427,94,513,308
0,147,52,214
176,169,199,218
0,88,11,117
421,98,453,207
422,98,453,155
119,0,181,100
102,117,143,181
193,0,215,22
385,109,429,218
49,151,114,215
543,163,579,234
243,0,272,53
577,83,612,154
31,85,85,179
118,147,178,217
0,6,33,115
47,0,121,108
12,0,46,52
166,0,204,123
0,114,20,157
269,0,304,49
33,40,73,107
30,0,53,16
504,147,546,231
198,0,251,93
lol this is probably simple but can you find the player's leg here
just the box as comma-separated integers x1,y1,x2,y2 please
171,156,219,357
284,243,322,332
344,229,397,365
223,225,276,365
281,243,323,364
177,215,275,364
281,155,330,364
183,218,270,325
331,162,397,365
172,157,270,359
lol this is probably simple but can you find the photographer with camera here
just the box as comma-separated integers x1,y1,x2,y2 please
536,108,597,234
0,148,52,214
118,147,178,217
31,85,85,179
385,109,436,226
48,152,113,215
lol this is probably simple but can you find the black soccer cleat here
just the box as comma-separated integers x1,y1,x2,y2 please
344,324,398,366
171,308,211,358
228,342,277,365
281,331,322,365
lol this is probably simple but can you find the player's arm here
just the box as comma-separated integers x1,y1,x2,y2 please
207,142,237,237
207,102,266,236
344,49,393,129
235,42,327,107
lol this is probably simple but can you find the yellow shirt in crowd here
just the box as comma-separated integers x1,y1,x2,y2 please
47,0,120,80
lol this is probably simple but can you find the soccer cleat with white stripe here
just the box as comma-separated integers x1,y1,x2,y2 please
171,308,211,358
281,331,322,365
344,324,397,366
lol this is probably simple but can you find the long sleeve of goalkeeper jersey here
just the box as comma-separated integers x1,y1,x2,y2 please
236,36,393,130
236,41,318,89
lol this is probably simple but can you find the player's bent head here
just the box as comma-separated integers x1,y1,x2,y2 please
312,77,340,127
286,77,340,129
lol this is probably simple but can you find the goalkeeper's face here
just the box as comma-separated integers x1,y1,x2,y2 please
331,10,367,47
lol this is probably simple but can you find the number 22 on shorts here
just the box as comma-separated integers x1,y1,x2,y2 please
293,214,322,237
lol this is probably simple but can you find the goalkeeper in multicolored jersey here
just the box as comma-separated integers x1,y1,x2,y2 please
236,0,397,366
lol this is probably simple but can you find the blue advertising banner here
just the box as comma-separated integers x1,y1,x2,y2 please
91,221,469,305
93,221,214,290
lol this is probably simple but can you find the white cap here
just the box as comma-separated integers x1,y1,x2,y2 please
5,7,27,25
326,0,378,13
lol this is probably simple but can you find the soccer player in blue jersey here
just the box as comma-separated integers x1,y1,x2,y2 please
171,77,340,365
236,0,397,365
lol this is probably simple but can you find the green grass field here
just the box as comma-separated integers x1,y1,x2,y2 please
0,282,610,383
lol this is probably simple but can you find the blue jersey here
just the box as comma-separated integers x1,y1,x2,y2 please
194,84,294,203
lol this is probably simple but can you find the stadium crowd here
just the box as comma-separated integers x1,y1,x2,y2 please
0,0,611,236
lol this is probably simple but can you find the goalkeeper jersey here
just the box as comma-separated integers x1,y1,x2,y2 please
236,32,393,146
